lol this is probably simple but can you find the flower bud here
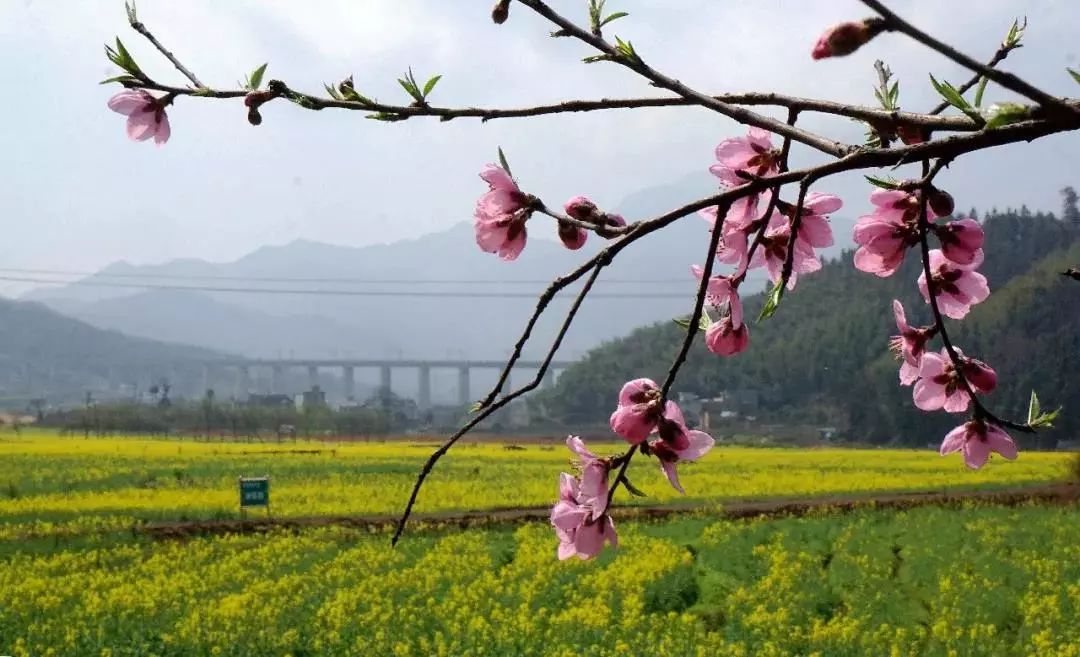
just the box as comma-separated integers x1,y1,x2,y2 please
928,187,955,217
594,213,627,239
247,107,263,126
897,124,929,145
244,89,274,108
811,18,887,60
564,196,599,221
491,0,511,24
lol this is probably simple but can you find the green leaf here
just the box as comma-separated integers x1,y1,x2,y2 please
973,77,989,108
323,83,343,100
672,314,711,331
99,74,140,85
468,401,483,413
620,476,648,498
1003,17,1026,49
1030,407,1062,429
929,74,983,122
613,36,638,60
599,11,629,28
398,77,421,101
248,63,268,91
865,175,902,190
757,281,784,322
497,147,513,178
984,102,1030,130
422,74,442,97
1027,390,1042,425
582,54,612,64
1068,68,1080,85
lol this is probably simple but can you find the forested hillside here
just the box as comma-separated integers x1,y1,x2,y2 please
541,208,1080,446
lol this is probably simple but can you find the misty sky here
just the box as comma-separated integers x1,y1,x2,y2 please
2,0,1078,297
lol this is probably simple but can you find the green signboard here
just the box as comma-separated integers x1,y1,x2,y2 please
239,476,270,508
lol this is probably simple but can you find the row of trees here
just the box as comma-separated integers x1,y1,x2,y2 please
39,399,400,440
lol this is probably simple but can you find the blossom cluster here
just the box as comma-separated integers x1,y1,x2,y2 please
695,128,843,356
552,378,715,560
854,186,1016,469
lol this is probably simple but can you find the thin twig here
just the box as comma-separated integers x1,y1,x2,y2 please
914,159,1034,433
127,78,1009,132
392,260,608,545
516,0,854,158
129,20,204,88
928,27,1021,115
862,0,1079,118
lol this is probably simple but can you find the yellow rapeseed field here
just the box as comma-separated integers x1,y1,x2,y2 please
0,430,1069,540
1,505,1077,657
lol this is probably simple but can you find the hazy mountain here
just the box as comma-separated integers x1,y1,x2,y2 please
25,173,856,363
0,297,225,405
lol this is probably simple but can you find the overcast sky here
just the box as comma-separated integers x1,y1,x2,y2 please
1,0,1078,296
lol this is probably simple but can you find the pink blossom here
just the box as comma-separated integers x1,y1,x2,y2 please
791,192,842,249
609,378,688,445
550,472,618,560
474,164,532,261
749,212,822,289
700,195,765,267
565,435,609,518
889,300,936,385
107,89,171,145
710,128,779,186
811,20,884,60
940,419,1018,469
690,265,744,326
646,407,715,494
913,349,997,413
917,249,990,319
934,218,984,266
852,189,936,277
705,316,750,356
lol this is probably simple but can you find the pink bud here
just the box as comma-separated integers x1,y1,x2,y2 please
564,196,599,221
928,188,955,218
811,18,886,60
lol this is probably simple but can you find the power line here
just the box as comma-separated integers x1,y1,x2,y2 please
0,275,693,299
0,267,692,286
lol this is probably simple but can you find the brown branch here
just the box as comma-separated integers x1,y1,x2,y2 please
128,19,204,88
515,0,854,158
914,159,1034,433
129,78,1009,132
863,0,1079,118
1062,268,1080,281
392,260,608,545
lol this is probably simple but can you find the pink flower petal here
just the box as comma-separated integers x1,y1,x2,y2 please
660,459,684,494
940,425,967,455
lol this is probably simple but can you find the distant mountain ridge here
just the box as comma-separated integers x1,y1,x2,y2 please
0,297,226,405
24,173,856,364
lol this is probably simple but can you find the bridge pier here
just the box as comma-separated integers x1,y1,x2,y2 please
271,365,283,394
543,368,557,389
200,364,210,395
343,365,355,401
307,365,319,390
418,365,431,411
457,366,471,407
379,365,392,394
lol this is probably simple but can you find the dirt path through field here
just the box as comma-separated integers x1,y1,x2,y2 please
140,482,1078,540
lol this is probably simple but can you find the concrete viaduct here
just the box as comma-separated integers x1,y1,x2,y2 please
197,358,575,410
